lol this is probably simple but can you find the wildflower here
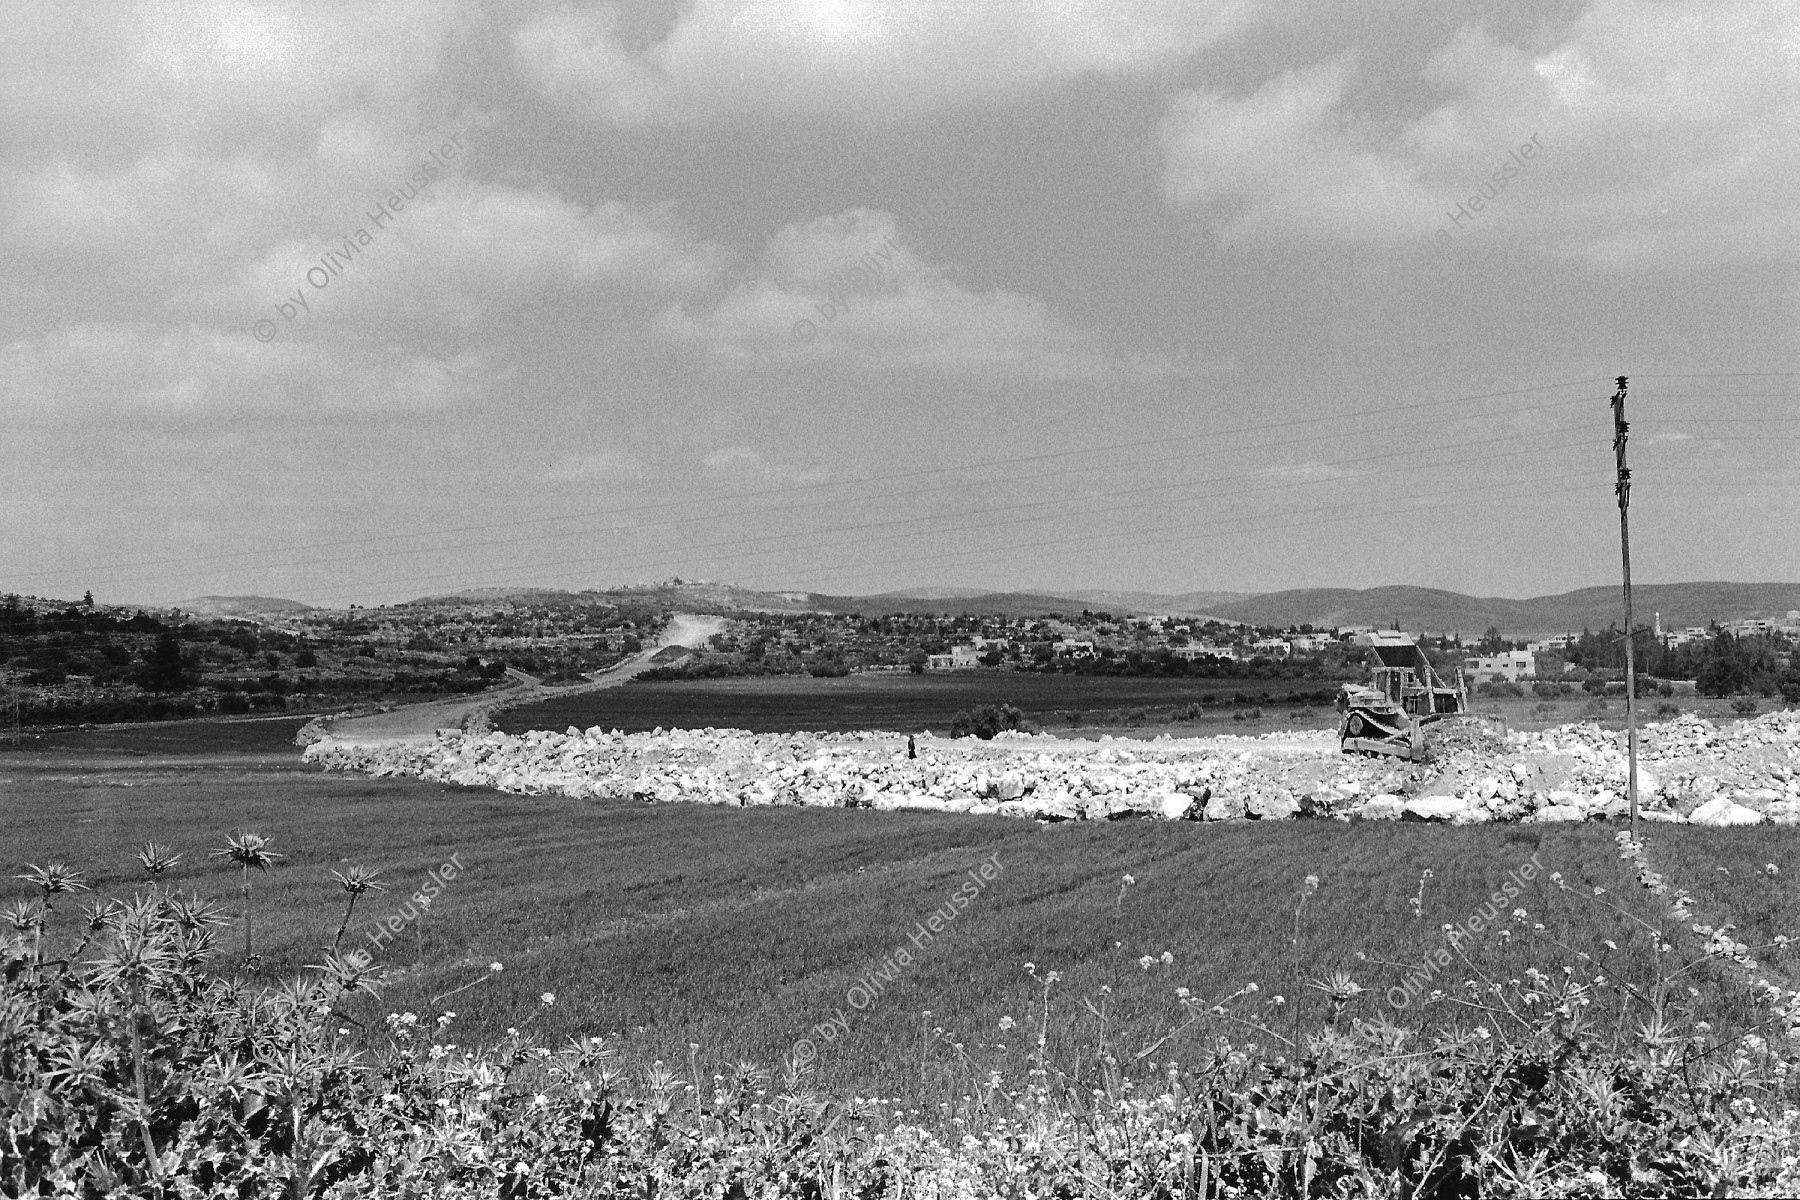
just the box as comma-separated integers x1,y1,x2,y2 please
540,992,556,1007
1139,956,1154,971
1160,951,1174,965
1592,886,1605,896
1175,987,1191,999
1122,874,1136,886
490,961,504,972
1768,864,1781,877
1022,961,1035,973
1303,874,1320,893
1273,995,1286,1006
997,1016,1015,1031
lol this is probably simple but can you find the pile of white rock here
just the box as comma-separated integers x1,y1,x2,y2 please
301,710,1800,827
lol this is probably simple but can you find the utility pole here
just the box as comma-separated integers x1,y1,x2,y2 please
1611,376,1638,840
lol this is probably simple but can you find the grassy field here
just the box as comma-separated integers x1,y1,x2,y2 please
502,670,1782,740
501,672,1346,736
7,726,1799,1105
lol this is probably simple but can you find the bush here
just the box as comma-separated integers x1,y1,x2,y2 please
949,703,1024,739
217,691,251,714
1476,680,1525,698
1655,701,1682,717
1732,696,1760,715
8,834,1800,1197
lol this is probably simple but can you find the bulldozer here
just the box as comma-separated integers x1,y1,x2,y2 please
1336,631,1468,761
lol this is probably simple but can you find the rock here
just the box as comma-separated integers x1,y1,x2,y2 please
1158,793,1199,821
1534,805,1585,823
872,794,949,812
1640,808,1686,824
1402,796,1471,823
1204,792,1247,821
1357,795,1404,821
1689,797,1765,827
1735,788,1785,812
1247,790,1299,820
995,771,1026,801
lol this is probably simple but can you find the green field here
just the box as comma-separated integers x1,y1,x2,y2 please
501,671,1344,736
7,727,1797,1105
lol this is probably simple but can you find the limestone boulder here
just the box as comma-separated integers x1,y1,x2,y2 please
1204,791,1247,821
1357,794,1404,821
1247,789,1299,821
1534,804,1585,823
1688,797,1765,827
1402,796,1472,823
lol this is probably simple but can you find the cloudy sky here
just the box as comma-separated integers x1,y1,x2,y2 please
3,0,1796,607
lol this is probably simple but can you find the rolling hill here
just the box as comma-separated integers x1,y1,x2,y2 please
181,595,315,616
1203,583,1800,637
387,579,1798,634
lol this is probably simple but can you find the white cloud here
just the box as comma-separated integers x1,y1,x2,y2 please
0,1,475,160
1160,0,1800,264
516,0,1261,124
654,209,1173,380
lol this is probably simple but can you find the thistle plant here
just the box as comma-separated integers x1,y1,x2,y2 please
134,840,183,879
210,831,282,968
13,861,88,965
327,865,385,952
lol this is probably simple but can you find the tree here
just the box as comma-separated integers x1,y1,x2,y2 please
138,634,190,694
1698,654,1750,698
81,590,94,607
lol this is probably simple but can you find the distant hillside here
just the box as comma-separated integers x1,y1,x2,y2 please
406,582,826,613
1062,589,1252,616
389,579,1799,632
820,591,1095,618
1206,583,1800,638
182,595,314,616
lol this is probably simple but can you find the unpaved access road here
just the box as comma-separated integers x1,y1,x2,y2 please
318,613,725,749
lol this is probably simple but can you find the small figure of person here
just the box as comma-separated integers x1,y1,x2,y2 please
907,734,916,760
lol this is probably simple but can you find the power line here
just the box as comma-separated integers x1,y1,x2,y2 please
81,418,1610,597
6,375,1616,584
219,423,1615,603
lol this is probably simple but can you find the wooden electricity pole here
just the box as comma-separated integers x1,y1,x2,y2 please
1611,377,1638,840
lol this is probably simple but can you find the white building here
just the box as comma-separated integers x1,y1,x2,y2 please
1527,633,1577,654
1250,638,1291,658
1054,639,1096,657
1462,650,1537,684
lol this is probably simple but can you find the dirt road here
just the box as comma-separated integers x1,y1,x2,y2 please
319,613,725,749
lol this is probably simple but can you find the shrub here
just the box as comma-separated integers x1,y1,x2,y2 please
7,838,1800,1196
1655,701,1682,717
950,703,1024,739
1732,696,1761,715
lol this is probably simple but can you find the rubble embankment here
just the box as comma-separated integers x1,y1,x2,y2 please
301,711,1800,826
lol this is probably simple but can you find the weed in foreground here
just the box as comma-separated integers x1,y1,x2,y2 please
5,833,1800,1196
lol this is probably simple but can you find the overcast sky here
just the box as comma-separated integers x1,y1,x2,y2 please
3,0,1796,607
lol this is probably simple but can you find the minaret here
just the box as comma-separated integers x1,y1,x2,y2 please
1654,611,1662,638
